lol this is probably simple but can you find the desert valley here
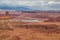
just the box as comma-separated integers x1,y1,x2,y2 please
0,10,60,40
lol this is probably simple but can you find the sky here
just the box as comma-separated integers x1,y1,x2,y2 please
0,0,60,10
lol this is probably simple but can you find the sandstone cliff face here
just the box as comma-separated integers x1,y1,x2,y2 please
44,16,60,22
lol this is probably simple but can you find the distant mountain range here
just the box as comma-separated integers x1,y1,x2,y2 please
0,5,60,12
0,5,32,11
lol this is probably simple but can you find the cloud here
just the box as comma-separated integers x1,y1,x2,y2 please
0,0,60,10
48,1,60,4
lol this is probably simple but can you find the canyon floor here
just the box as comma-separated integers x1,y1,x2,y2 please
0,11,60,40
0,21,60,40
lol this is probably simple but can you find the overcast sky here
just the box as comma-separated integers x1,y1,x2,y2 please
0,0,60,10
